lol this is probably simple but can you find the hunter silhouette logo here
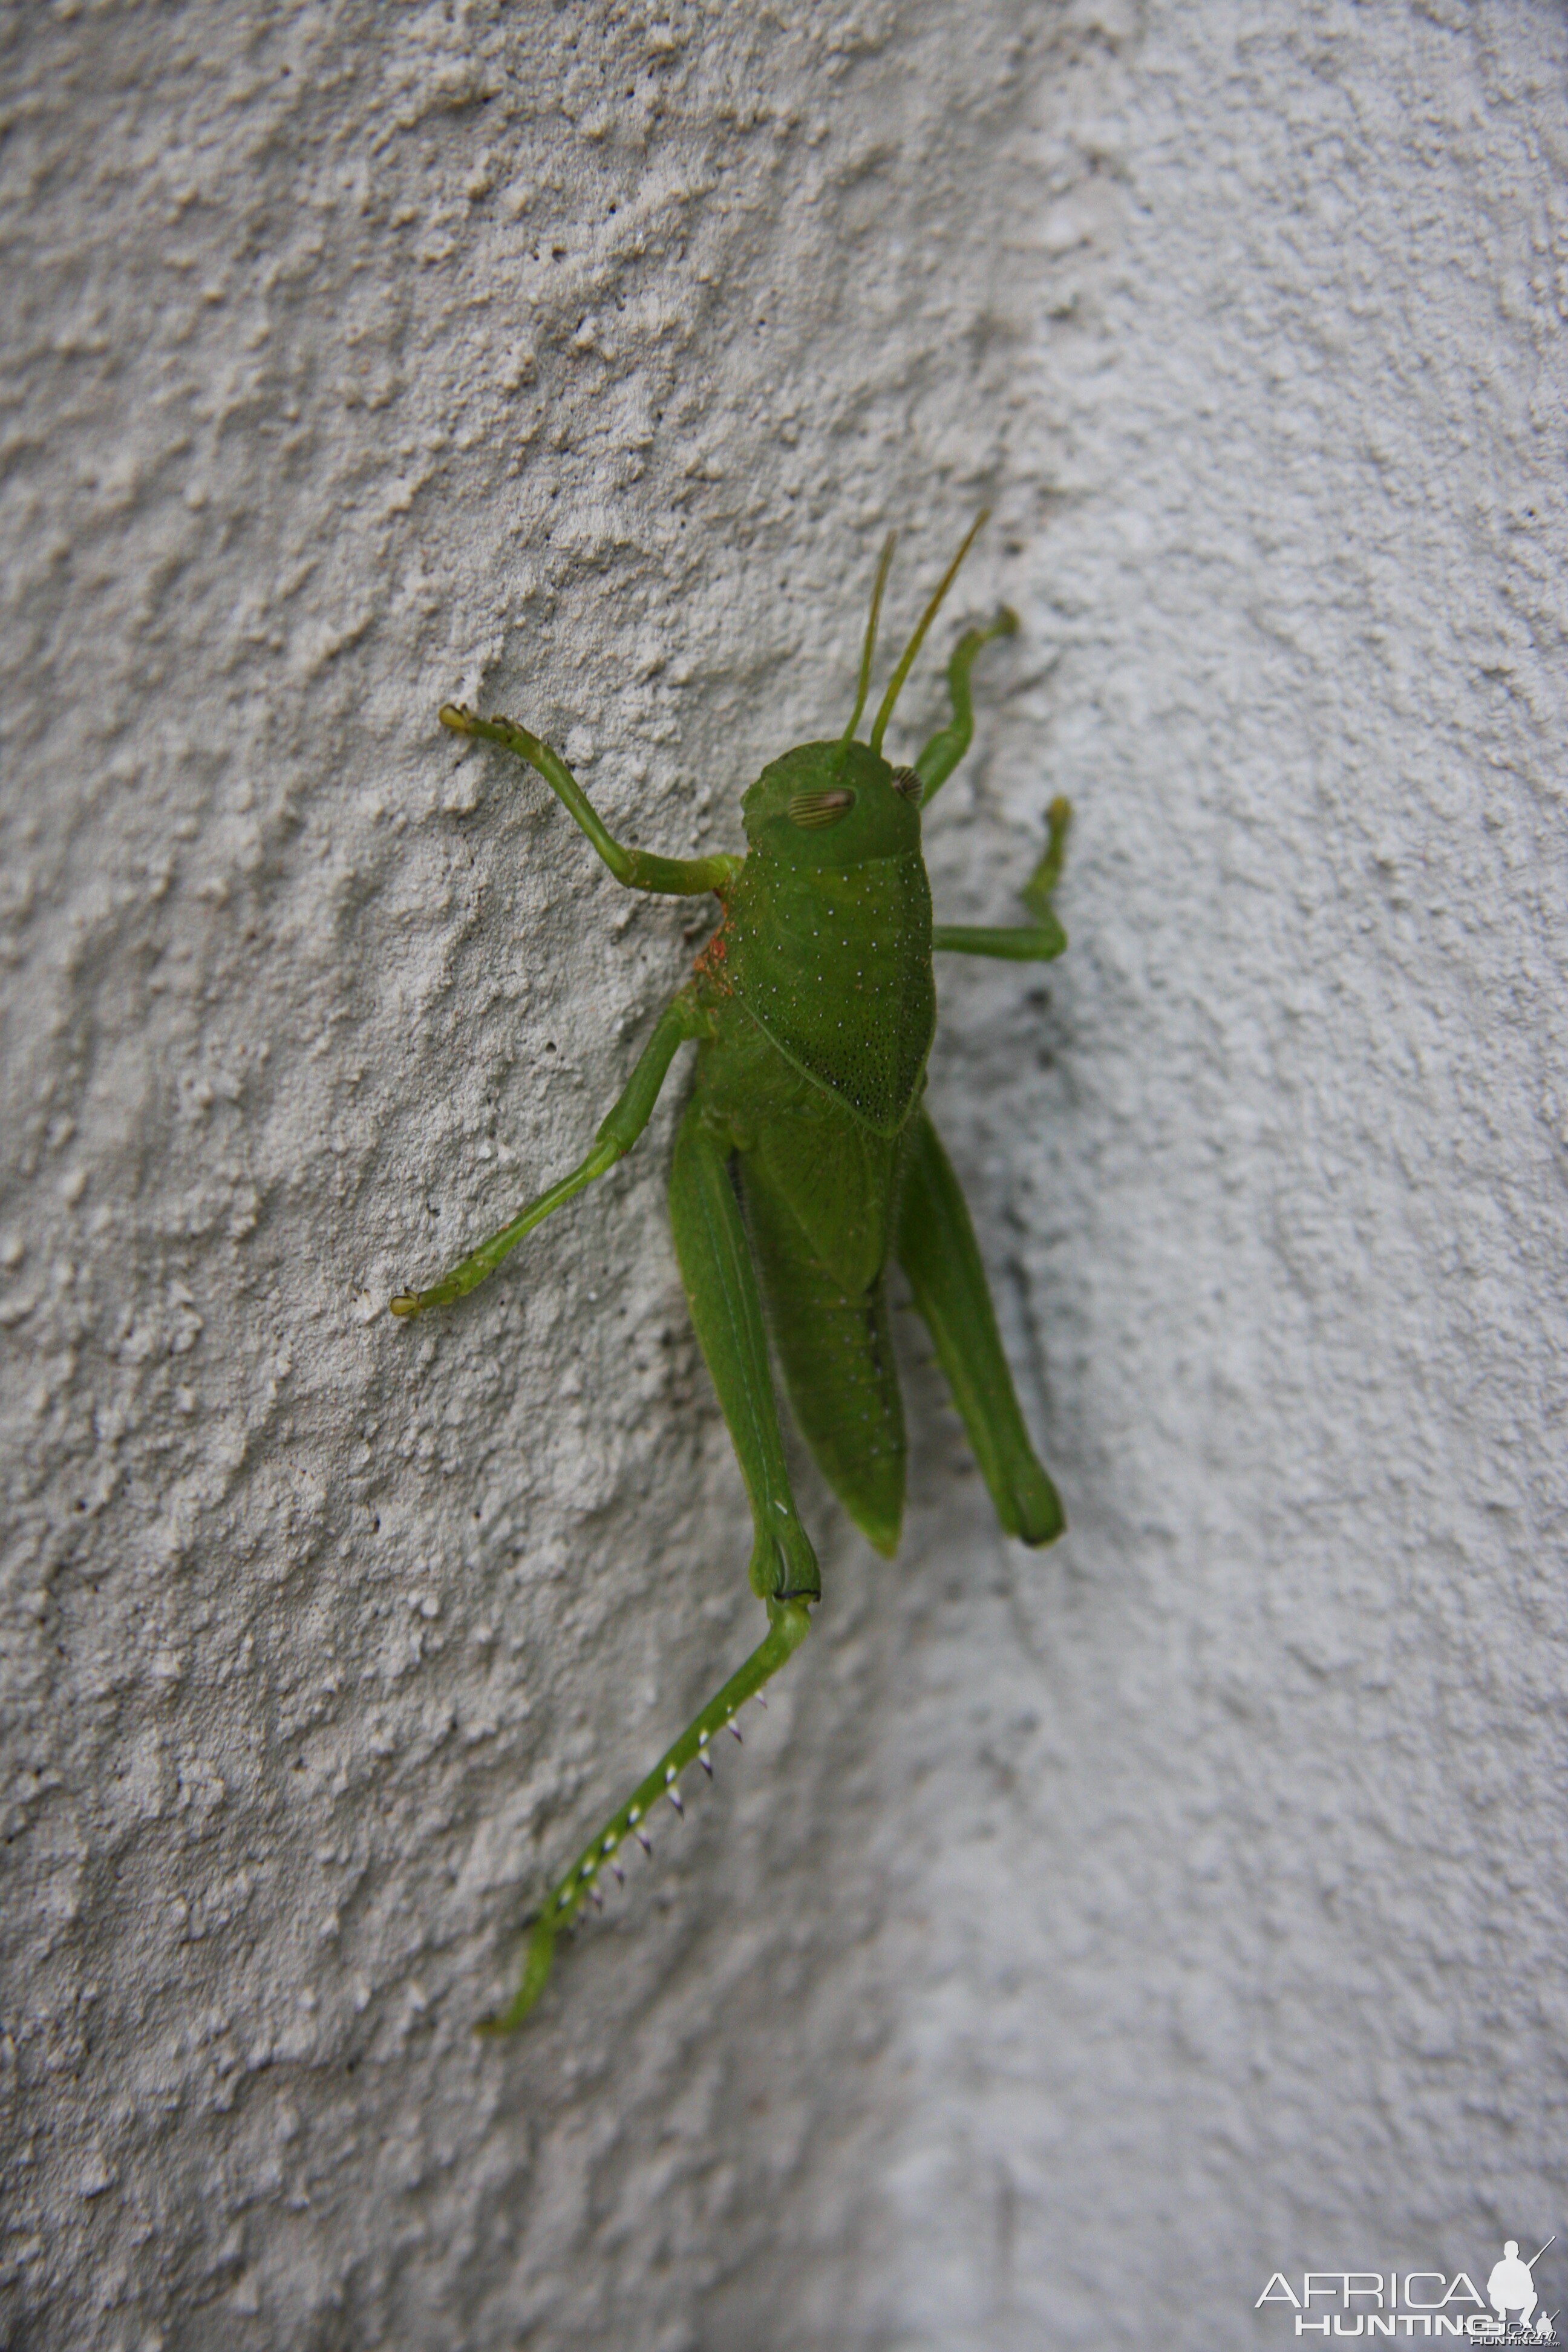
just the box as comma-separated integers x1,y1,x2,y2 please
1488,2241,1556,2339
1256,2237,1560,2339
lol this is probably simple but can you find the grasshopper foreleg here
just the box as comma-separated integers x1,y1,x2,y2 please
912,606,1019,801
440,704,741,897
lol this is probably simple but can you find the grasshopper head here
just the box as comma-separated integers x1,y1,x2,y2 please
740,514,989,866
742,740,923,867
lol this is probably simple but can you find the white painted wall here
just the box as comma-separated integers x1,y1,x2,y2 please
2,5,1564,2347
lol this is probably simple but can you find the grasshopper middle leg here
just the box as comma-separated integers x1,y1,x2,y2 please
931,797,1073,962
390,987,703,1315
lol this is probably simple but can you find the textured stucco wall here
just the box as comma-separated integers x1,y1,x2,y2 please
2,4,1565,2349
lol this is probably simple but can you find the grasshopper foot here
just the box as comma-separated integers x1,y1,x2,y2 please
477,1918,558,2036
1021,795,1073,920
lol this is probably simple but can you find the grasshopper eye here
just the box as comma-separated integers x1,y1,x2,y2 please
890,767,923,803
788,789,855,829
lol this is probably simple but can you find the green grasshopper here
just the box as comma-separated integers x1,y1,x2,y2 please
391,516,1071,2030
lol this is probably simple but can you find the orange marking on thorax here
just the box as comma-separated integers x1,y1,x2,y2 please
693,920,734,994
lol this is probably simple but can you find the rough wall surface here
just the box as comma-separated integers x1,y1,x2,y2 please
1,4,1564,2348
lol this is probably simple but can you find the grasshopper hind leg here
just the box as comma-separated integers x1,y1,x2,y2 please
666,1102,822,1605
481,1598,811,2034
480,1103,821,2031
739,1165,907,1561
895,1111,1065,1546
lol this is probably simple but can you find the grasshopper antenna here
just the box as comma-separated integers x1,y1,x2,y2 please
869,509,988,757
841,532,896,744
